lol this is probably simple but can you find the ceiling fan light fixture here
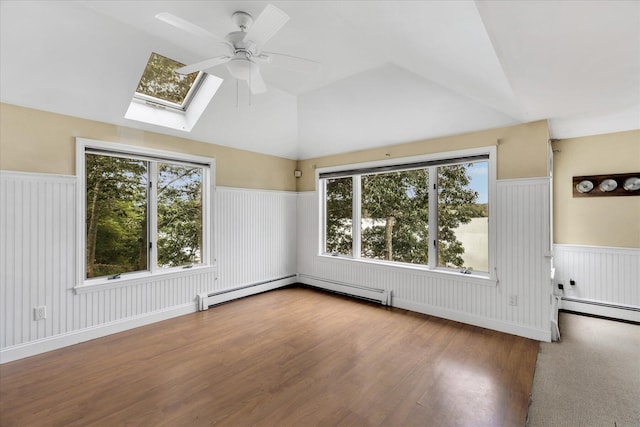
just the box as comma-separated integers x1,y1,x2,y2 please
226,58,258,81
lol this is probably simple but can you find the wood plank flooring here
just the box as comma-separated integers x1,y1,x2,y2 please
0,287,539,426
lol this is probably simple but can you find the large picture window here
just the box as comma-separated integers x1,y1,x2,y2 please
78,139,213,285
320,148,494,277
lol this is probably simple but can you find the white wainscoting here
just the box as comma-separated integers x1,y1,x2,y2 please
297,177,552,341
0,172,297,363
553,244,640,322
215,187,297,289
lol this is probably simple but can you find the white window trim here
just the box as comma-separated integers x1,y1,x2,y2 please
317,146,497,283
75,138,216,293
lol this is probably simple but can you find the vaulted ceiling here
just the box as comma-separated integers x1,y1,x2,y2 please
1,1,638,159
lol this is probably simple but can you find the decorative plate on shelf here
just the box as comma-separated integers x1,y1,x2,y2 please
575,180,594,193
598,179,618,192
623,177,640,191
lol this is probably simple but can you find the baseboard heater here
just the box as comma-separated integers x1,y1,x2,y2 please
298,274,391,306
561,297,640,323
197,275,297,311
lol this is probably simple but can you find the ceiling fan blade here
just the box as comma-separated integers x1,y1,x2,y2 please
155,12,231,48
243,4,289,47
260,51,321,73
175,56,231,75
248,69,267,94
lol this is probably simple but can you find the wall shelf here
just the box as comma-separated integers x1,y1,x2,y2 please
573,172,640,197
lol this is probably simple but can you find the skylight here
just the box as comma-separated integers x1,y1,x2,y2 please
125,52,223,132
134,52,202,110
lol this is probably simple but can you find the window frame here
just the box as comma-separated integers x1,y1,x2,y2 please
124,52,223,133
317,146,497,283
133,71,206,112
75,138,216,292
132,52,205,112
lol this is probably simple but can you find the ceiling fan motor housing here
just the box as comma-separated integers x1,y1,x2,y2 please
232,11,253,31
225,32,257,56
225,12,261,82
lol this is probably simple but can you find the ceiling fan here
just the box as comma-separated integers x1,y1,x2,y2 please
156,4,318,94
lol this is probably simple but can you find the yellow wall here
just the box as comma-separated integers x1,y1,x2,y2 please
1,103,550,193
0,103,297,191
296,120,550,191
552,130,640,248
8,103,634,247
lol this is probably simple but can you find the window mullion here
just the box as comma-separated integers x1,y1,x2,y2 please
149,162,158,274
352,175,362,258
428,167,438,269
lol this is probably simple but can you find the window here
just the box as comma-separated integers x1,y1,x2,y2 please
361,169,429,264
156,163,204,269
325,177,353,256
437,162,489,272
134,52,203,111
125,52,223,132
78,139,213,285
85,154,149,278
320,148,494,277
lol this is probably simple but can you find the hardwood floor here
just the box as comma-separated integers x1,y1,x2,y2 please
0,287,539,426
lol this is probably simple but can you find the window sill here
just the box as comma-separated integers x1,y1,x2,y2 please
74,265,216,295
318,254,497,287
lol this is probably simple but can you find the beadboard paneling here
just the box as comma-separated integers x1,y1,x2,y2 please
1,172,77,349
495,178,551,331
297,178,552,340
553,244,640,309
215,187,297,288
1,173,297,360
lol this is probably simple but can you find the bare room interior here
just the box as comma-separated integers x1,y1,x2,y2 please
0,1,638,426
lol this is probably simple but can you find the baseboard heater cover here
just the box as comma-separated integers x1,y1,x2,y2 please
561,297,640,311
197,275,297,311
561,297,640,323
298,274,391,306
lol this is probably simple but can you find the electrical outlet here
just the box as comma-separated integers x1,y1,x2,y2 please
509,295,518,306
34,306,46,321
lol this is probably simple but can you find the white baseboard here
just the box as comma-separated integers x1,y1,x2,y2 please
393,298,551,342
0,303,197,364
561,298,640,323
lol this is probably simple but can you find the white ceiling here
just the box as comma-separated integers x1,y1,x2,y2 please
1,0,638,160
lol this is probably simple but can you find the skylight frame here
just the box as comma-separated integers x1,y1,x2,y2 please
125,52,223,132
133,69,206,112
